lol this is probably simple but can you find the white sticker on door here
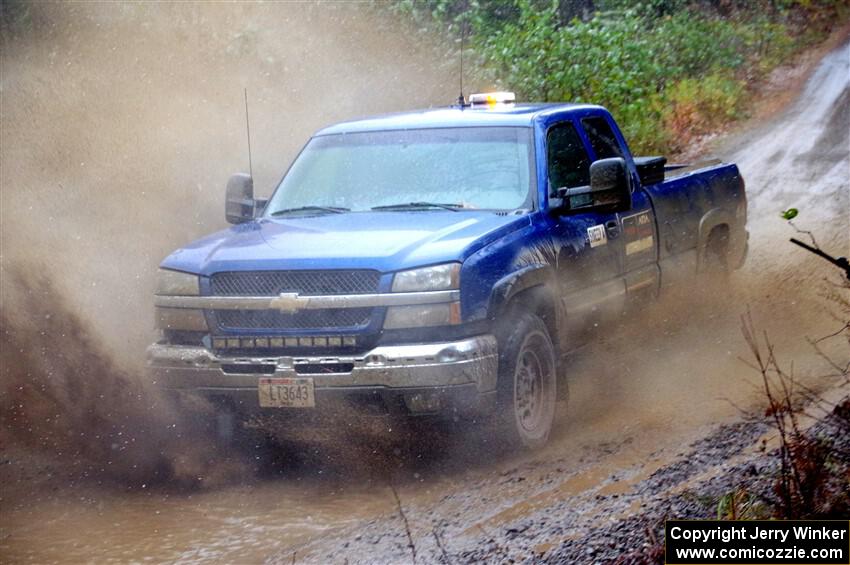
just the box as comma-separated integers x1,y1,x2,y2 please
587,224,607,248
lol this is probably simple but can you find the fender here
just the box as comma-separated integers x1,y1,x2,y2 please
488,264,569,400
697,207,735,269
488,264,558,321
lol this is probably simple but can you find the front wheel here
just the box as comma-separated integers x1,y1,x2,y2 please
496,311,557,449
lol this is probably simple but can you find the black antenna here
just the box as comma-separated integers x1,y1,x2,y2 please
457,14,466,106
244,87,254,178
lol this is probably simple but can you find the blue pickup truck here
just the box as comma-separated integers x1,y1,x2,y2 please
148,93,748,448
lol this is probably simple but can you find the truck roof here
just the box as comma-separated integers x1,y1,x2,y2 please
315,103,603,135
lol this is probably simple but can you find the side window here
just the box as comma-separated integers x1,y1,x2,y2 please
581,116,624,160
547,122,590,192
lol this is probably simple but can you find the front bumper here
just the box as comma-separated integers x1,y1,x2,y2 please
147,335,499,416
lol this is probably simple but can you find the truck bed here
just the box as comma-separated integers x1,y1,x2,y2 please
643,159,746,264
664,159,723,180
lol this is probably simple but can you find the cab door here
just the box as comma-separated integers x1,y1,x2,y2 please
579,116,659,303
545,120,626,339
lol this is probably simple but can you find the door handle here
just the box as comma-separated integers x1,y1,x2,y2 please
605,220,620,239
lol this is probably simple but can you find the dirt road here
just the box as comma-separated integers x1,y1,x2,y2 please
1,4,848,563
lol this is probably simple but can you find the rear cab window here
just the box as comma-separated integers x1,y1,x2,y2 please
581,116,624,160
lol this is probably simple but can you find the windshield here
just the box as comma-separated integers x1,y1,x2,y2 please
265,127,535,214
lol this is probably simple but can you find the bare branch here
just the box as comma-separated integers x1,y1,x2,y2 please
432,528,452,565
812,322,850,344
390,483,417,565
806,336,850,381
788,220,820,250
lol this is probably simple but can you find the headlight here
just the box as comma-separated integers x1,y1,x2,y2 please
384,302,461,329
156,269,200,296
391,263,460,292
155,269,205,332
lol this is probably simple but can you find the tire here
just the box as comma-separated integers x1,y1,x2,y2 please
495,311,558,449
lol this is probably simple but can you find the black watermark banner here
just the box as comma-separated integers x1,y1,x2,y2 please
665,520,850,564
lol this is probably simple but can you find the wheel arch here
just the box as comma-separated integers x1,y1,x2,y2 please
697,208,734,271
489,264,560,345
489,265,565,401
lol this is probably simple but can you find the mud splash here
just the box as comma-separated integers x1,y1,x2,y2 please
0,1,452,486
0,268,252,489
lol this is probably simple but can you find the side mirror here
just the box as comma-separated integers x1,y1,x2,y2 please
590,157,630,197
557,157,631,213
225,173,255,224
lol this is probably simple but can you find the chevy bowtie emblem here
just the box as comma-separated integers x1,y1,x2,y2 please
270,292,302,313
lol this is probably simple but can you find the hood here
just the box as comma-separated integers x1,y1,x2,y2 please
161,211,530,275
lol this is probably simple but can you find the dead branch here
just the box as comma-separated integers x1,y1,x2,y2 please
741,308,849,518
390,483,417,565
790,238,850,280
432,528,452,565
788,220,820,250
813,322,850,344
806,336,850,382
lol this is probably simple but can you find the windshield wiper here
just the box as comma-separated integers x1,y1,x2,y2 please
371,202,464,212
270,205,349,216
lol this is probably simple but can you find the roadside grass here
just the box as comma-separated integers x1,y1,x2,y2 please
716,486,772,520
391,0,850,155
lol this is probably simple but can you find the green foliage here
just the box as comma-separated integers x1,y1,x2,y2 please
392,0,848,155
652,13,750,76
663,72,746,151
476,1,794,152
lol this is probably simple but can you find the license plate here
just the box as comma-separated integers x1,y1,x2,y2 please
258,377,315,408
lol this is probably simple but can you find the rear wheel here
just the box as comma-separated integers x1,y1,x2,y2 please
496,311,557,449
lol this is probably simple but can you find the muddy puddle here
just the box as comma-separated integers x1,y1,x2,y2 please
2,479,391,563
